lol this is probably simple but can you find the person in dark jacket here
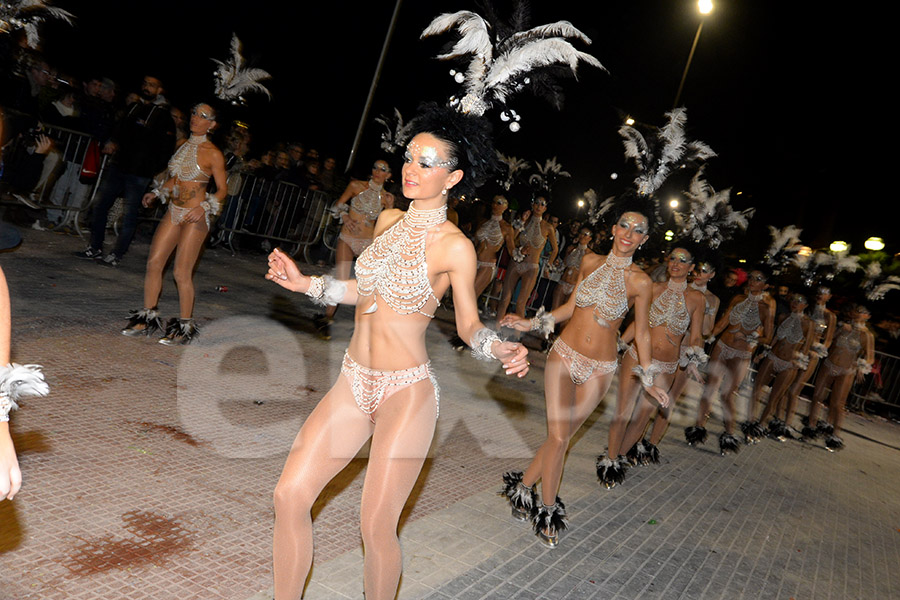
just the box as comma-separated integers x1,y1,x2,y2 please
75,75,175,266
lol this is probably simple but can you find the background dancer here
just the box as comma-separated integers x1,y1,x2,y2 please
687,267,775,454
121,103,227,345
265,105,529,600
500,199,667,547
618,246,707,469
322,159,395,337
803,303,874,451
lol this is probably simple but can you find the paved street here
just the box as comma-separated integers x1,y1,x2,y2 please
1,227,898,600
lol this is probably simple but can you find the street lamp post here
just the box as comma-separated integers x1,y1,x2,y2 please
673,0,713,109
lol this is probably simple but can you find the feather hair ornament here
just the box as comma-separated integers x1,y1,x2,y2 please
496,152,530,191
212,33,272,104
528,156,570,195
764,225,804,275
861,262,900,301
680,167,754,248
0,0,73,48
620,108,716,197
374,108,410,154
420,7,604,130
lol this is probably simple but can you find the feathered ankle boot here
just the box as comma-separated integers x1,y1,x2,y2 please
159,318,200,346
532,498,568,548
500,471,537,522
121,308,163,337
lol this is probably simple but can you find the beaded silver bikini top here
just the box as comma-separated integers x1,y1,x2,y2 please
690,282,717,316
833,325,863,353
649,279,691,342
350,181,384,224
355,202,446,318
728,292,764,331
775,312,805,345
574,253,631,326
811,303,829,336
168,135,210,183
521,216,545,249
564,244,587,270
475,215,504,247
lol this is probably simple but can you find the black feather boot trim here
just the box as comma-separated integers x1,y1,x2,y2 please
824,434,844,452
685,425,708,446
627,439,657,466
816,421,833,436
739,420,765,444
159,318,200,346
121,308,163,337
719,432,741,455
800,426,818,439
646,442,660,464
532,498,568,548
500,471,537,522
596,455,628,489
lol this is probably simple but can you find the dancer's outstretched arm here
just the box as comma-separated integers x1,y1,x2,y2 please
266,248,359,305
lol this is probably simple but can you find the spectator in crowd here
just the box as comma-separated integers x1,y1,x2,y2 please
319,156,339,195
75,74,175,266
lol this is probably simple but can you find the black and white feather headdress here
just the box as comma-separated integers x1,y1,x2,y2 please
420,6,604,130
583,188,616,226
496,152,530,191
212,33,272,105
528,156,570,195
0,0,73,48
619,108,716,197
861,262,899,301
680,167,754,248
795,250,860,287
375,108,411,154
764,225,804,275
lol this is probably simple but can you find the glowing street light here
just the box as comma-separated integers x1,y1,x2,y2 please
829,240,849,253
624,117,635,126
864,237,885,251
577,199,585,208
673,1,714,108
669,198,679,209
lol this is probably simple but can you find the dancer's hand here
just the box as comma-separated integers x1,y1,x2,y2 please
1,426,21,501
184,206,205,223
141,192,157,208
265,248,306,292
494,341,530,378
686,363,705,384
499,314,530,331
644,385,669,408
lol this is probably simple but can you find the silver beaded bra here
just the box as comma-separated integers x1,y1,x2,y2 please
355,202,446,318
475,215,504,247
691,282,717,316
521,216,545,249
833,326,862,353
564,245,587,270
168,135,210,183
649,279,691,341
728,292,764,331
350,181,384,224
574,253,631,326
775,312,805,345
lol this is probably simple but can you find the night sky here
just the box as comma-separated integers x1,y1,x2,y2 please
37,1,880,257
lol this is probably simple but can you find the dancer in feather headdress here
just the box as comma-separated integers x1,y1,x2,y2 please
0,0,73,49
680,168,754,249
266,3,625,594
211,33,271,105
496,152,530,191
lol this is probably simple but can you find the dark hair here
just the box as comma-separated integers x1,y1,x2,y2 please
748,264,771,281
669,242,698,263
611,192,657,233
405,102,500,200
692,245,723,275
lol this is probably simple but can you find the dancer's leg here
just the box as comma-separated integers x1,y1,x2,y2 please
607,349,642,458
514,268,540,317
784,356,818,426
473,266,494,299
828,373,854,437
326,239,354,319
718,357,751,435
497,266,522,322
172,220,209,319
622,371,676,452
696,345,725,428
360,378,437,600
142,217,181,310
273,377,375,600
807,367,835,427
749,358,774,422
760,368,797,424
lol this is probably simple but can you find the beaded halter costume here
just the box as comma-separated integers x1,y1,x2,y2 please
775,312,805,345
564,244,587,272
354,202,446,318
475,215,504,247
728,292,764,331
690,282,717,316
350,181,385,224
649,279,691,344
521,216,545,249
574,253,631,327
168,135,211,184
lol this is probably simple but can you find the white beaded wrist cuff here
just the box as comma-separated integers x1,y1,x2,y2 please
304,275,346,306
631,364,659,388
530,307,556,339
857,358,872,375
470,327,501,362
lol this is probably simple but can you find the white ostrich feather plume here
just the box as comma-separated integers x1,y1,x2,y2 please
680,168,753,248
375,108,410,154
1,0,74,48
212,33,272,103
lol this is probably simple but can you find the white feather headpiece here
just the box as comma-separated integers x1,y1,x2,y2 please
861,262,900,301
374,108,410,154
212,34,272,104
583,189,616,226
764,225,804,275
421,9,604,129
620,108,716,196
496,152,530,191
680,167,754,248
0,0,73,48
528,156,570,194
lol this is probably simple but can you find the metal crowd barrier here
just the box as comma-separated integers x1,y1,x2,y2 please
210,172,331,261
852,350,900,416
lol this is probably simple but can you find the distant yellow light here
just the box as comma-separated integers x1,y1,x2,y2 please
864,237,885,251
797,246,813,257
698,0,714,15
664,230,675,241
738,259,747,263
577,199,585,208
830,240,849,253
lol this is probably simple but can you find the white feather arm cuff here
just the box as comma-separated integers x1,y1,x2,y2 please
631,364,659,388
0,364,50,422
201,193,222,217
811,342,829,359
470,327,501,362
794,352,811,371
857,358,872,375
304,275,347,306
530,307,555,339
679,345,709,368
